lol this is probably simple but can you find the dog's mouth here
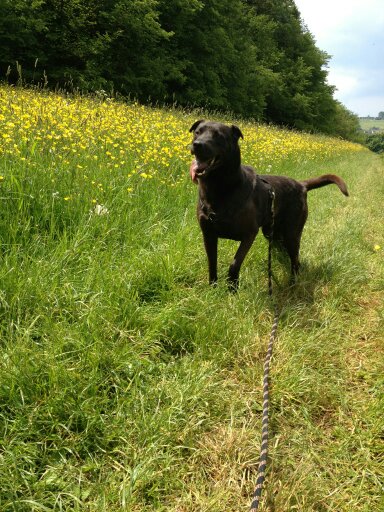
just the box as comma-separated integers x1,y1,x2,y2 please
190,156,219,182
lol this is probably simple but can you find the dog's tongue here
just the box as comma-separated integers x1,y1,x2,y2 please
190,159,208,183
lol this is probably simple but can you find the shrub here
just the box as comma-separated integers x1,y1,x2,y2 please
366,133,384,153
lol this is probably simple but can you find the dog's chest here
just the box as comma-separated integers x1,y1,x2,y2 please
198,197,257,241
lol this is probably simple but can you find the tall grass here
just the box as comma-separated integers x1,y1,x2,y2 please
0,86,383,511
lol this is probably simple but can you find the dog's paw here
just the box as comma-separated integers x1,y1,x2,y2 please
227,273,239,293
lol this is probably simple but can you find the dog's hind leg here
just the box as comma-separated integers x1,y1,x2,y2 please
228,233,257,290
282,233,302,276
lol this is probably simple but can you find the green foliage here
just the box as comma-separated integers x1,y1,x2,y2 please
325,101,363,142
244,0,335,132
366,132,384,153
0,0,360,137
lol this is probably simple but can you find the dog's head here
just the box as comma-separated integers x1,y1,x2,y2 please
189,120,243,182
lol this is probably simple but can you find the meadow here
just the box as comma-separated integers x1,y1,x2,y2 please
359,117,384,133
0,84,383,511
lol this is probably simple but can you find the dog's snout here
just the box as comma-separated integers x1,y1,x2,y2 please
192,140,206,154
193,140,204,149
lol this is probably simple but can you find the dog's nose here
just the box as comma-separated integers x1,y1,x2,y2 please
193,140,205,152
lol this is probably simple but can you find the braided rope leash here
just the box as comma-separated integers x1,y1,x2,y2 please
250,189,279,510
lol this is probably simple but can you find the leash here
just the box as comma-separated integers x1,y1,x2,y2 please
250,189,280,510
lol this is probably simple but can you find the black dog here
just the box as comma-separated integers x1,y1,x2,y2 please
189,120,349,289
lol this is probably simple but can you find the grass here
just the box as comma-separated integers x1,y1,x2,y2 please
0,85,383,511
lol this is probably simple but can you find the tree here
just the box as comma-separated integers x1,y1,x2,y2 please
327,102,362,142
86,0,173,98
242,0,337,132
0,0,47,83
157,0,252,114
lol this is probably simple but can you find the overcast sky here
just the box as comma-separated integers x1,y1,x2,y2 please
294,0,384,117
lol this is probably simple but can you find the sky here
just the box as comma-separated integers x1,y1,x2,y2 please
294,0,384,117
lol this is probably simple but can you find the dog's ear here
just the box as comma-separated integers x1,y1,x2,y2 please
189,119,205,133
231,125,243,141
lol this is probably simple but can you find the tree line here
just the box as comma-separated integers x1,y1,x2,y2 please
0,0,360,139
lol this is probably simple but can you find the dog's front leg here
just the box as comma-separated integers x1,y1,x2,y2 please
202,231,218,285
228,233,257,290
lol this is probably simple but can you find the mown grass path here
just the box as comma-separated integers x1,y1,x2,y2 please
0,87,382,511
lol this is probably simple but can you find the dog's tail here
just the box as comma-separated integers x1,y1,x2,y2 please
301,174,349,196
